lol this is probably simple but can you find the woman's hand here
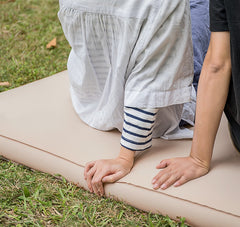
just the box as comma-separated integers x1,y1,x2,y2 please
152,156,209,190
84,157,134,196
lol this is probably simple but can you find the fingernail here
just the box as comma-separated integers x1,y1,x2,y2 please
152,179,156,184
153,184,159,189
161,184,167,190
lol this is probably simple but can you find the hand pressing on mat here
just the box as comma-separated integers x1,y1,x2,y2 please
152,156,209,190
84,146,135,196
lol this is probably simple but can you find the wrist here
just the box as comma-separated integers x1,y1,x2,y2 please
189,153,211,171
190,138,213,170
117,146,135,165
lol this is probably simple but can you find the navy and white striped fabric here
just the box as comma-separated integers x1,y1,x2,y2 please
120,107,158,151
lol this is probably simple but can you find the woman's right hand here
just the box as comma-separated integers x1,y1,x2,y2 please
84,156,134,196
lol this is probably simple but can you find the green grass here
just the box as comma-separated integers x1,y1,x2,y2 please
0,0,189,226
0,0,70,92
0,159,187,226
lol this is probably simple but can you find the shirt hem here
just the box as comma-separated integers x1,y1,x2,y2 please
124,86,192,109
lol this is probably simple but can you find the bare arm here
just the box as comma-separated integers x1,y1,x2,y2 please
190,32,231,168
152,32,232,190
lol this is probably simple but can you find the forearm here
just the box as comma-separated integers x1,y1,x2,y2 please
190,32,231,168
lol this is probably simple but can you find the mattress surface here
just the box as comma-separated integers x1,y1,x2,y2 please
0,71,240,227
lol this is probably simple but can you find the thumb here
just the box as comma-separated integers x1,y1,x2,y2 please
102,171,125,183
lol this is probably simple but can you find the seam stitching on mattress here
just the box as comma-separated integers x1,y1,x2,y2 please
0,135,84,168
116,182,240,218
1,134,239,218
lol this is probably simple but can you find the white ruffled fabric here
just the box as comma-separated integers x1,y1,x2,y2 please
58,0,195,139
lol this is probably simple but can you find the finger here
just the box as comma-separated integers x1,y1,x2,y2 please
91,167,112,196
98,182,104,196
102,171,125,183
92,180,104,196
159,174,181,190
174,176,189,187
84,161,96,180
92,173,105,196
152,168,165,185
156,160,170,169
152,171,171,190
86,166,97,192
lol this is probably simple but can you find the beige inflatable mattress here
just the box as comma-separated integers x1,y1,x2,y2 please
0,71,240,227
